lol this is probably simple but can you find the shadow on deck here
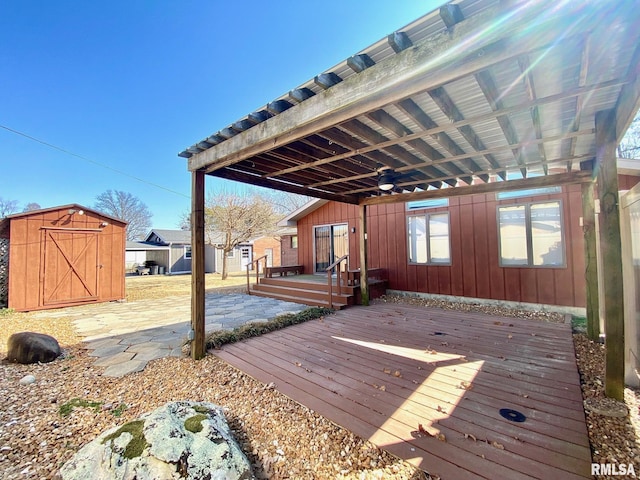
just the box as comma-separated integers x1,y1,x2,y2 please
215,302,592,479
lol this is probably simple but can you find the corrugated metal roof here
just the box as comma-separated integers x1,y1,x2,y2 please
180,0,640,204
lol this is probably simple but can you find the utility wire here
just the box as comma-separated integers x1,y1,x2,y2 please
0,124,190,199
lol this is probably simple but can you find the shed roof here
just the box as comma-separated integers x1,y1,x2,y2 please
181,0,640,204
0,203,127,238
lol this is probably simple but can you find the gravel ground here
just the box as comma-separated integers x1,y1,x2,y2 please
1,294,639,479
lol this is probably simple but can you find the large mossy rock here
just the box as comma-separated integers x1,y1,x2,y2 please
58,401,253,480
7,332,61,364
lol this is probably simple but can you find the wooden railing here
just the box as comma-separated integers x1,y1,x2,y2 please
246,254,268,294
325,254,349,309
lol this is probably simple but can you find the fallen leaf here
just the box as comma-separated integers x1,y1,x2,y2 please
393,370,402,378
491,441,505,450
294,362,302,367
458,381,473,391
441,342,448,346
464,433,477,442
418,424,432,436
494,321,503,326
507,334,513,339
437,405,446,414
436,433,446,442
383,368,391,375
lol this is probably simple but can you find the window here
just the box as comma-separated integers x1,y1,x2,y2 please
291,235,298,249
496,186,561,200
227,248,235,258
184,246,192,259
498,201,564,267
408,213,451,264
407,198,449,210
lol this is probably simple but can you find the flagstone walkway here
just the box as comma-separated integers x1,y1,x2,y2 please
32,293,306,377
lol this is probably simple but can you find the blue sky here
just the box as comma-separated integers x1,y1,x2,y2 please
0,1,441,229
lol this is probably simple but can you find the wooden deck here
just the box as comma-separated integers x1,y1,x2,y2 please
215,303,592,479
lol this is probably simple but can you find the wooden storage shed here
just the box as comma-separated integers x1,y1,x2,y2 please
0,204,127,311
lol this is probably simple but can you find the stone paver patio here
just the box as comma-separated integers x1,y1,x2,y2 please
31,293,306,377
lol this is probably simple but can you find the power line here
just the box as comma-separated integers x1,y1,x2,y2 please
0,124,190,199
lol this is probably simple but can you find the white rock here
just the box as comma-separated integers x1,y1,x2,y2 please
59,401,253,480
19,375,36,385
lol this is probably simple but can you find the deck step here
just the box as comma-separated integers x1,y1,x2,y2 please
258,276,352,292
253,283,352,304
250,289,348,310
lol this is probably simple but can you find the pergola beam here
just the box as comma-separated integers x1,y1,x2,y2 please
360,170,591,206
190,170,206,360
595,109,625,400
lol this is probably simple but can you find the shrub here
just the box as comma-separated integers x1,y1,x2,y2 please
204,307,333,350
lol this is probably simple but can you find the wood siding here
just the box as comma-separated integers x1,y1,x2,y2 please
298,185,589,308
5,206,126,311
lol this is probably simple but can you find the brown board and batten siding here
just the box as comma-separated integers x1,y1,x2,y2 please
0,204,126,312
298,184,594,308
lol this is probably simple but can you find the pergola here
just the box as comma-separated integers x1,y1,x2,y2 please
180,0,640,399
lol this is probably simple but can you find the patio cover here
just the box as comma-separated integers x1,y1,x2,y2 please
181,0,640,399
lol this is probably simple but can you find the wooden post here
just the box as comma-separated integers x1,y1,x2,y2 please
191,170,206,360
595,109,624,400
582,181,600,341
359,204,369,306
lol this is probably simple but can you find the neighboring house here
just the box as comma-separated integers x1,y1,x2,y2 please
251,233,292,268
279,173,640,311
0,204,126,311
125,229,215,274
276,227,299,267
125,229,259,274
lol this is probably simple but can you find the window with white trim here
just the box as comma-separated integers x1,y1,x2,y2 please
408,213,451,264
498,201,565,267
184,246,192,259
407,198,449,210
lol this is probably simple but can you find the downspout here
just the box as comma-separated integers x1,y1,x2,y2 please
168,242,172,274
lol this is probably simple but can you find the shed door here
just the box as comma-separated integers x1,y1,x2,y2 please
42,230,99,306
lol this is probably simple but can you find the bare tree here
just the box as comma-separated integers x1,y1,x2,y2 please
262,190,314,215
205,192,278,279
618,114,640,159
95,190,152,240
0,197,19,218
22,202,41,212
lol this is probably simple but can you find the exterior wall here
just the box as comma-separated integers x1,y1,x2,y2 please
253,236,281,266
170,244,191,273
280,234,299,266
214,245,250,273
6,207,125,311
298,185,587,308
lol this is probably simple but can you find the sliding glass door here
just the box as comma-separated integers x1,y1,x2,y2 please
314,224,348,273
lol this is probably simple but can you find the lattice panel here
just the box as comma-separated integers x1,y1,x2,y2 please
0,238,8,308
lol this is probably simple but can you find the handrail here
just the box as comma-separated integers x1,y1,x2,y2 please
325,254,349,309
246,254,269,294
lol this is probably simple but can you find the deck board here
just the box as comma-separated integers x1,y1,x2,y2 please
215,303,592,479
